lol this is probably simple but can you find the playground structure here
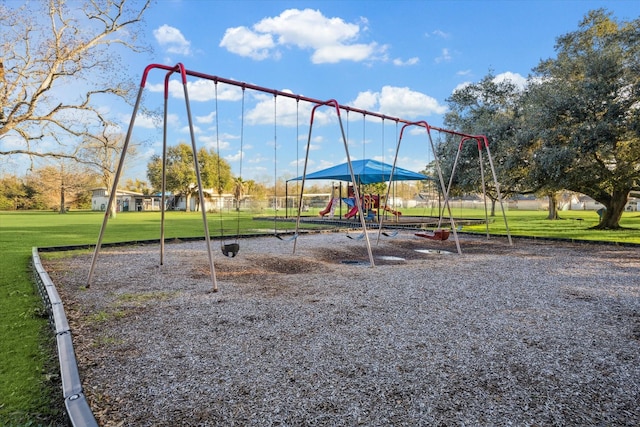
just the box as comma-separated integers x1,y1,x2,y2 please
318,191,402,220
317,186,401,221
292,159,423,221
342,192,401,220
87,63,512,291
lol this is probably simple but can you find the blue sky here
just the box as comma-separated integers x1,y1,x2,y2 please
5,0,640,185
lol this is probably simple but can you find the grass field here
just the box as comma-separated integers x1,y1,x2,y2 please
457,208,640,244
0,210,308,425
0,208,638,425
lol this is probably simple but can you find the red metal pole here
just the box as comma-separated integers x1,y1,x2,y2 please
140,63,487,142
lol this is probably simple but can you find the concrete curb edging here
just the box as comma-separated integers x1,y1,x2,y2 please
31,247,98,427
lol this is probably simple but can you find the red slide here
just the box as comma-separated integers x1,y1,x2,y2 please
319,198,334,217
345,205,359,218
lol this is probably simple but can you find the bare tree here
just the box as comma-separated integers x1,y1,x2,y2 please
79,128,138,217
0,0,150,165
29,162,100,211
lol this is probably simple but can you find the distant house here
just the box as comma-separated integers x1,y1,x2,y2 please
628,191,639,212
562,192,638,212
168,190,236,212
508,192,638,212
507,194,546,210
90,188,163,212
91,187,239,212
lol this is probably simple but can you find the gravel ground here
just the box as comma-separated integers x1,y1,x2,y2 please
43,232,640,426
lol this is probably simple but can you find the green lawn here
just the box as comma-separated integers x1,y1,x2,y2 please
0,210,312,425
441,208,640,244
1,208,639,425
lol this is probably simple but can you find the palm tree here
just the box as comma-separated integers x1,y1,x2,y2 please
233,177,245,211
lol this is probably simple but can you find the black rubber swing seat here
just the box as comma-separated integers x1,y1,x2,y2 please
222,243,240,257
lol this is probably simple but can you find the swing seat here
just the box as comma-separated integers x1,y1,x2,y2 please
221,243,240,257
275,233,298,242
415,229,450,241
346,232,365,240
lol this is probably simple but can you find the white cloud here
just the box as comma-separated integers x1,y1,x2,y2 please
196,111,216,124
132,112,178,129
351,91,379,111
311,43,380,64
248,153,269,164
225,150,244,163
147,80,243,102
177,80,216,102
256,9,359,48
244,92,315,127
219,8,386,64
493,71,527,90
140,147,156,162
431,29,450,39
153,25,191,55
379,86,447,118
0,133,24,150
219,26,275,60
435,48,452,64
350,86,447,119
199,133,233,150
180,125,202,134
451,72,527,96
393,57,419,66
452,81,471,93
198,135,217,149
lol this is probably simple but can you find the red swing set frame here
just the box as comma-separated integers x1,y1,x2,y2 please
87,63,511,291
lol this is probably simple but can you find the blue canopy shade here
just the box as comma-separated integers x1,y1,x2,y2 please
289,159,430,185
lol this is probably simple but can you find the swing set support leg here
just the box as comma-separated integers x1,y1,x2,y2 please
179,66,218,292
87,63,218,292
86,81,145,288
294,100,375,267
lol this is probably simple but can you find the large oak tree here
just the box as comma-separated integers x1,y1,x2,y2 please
147,142,232,212
439,73,524,216
441,10,640,228
524,9,640,229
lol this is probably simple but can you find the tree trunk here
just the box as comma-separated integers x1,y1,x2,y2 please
59,183,66,214
108,198,117,218
547,192,559,220
594,189,628,229
490,198,496,217
185,192,191,212
106,177,117,219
